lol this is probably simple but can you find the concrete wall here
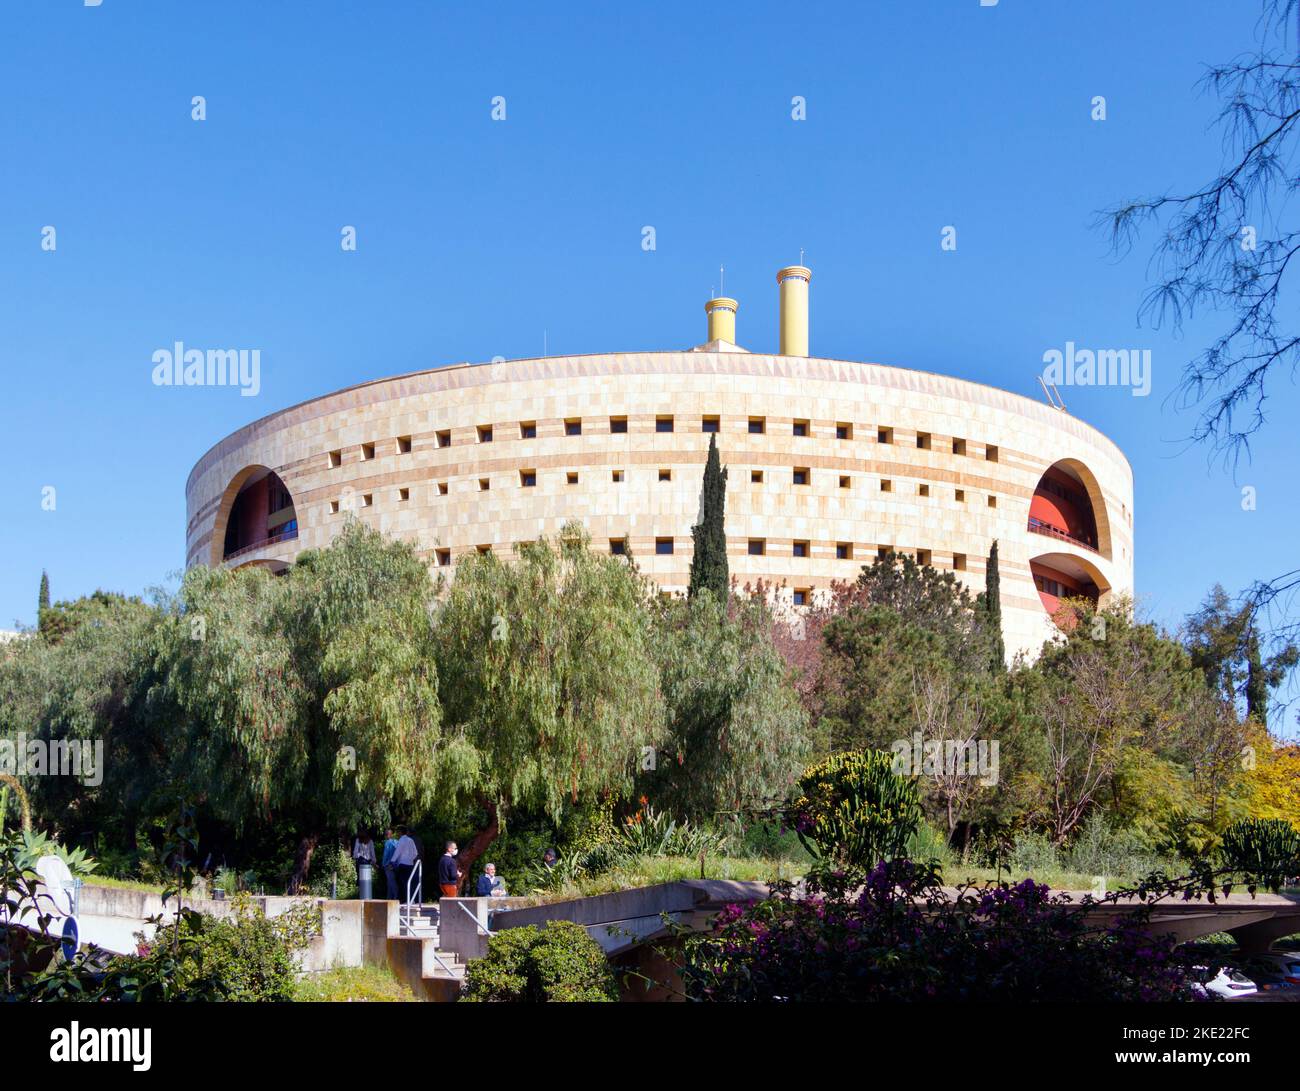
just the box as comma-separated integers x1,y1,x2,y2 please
186,350,1135,661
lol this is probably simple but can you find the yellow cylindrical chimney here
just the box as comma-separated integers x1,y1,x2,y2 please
705,296,738,344
777,265,811,356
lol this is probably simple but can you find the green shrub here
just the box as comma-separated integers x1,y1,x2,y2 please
1062,812,1172,880
462,920,617,1002
905,819,957,868
307,842,356,899
129,894,321,1002
728,816,810,863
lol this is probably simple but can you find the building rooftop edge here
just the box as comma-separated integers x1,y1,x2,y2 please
186,350,1132,493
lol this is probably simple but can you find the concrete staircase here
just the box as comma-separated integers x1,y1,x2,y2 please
389,903,466,996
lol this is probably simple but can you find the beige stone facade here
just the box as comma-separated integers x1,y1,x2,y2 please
185,350,1134,660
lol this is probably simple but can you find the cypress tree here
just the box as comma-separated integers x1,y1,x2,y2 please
983,540,1005,671
1245,627,1268,724
38,570,50,614
688,433,729,602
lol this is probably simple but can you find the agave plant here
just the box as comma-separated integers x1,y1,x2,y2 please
14,830,97,878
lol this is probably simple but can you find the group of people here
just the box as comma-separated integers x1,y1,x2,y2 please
351,828,530,904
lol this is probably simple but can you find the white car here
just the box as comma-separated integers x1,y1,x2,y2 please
1190,965,1258,1000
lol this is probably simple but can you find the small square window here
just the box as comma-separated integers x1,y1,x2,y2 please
398,436,412,454
362,493,373,507
658,468,672,482
610,416,628,434
566,472,578,485
610,538,627,556
955,488,965,502
702,416,720,433
878,427,893,444
750,470,763,484
476,544,491,555
436,430,451,448
520,470,537,487
520,422,537,439
437,481,449,496
987,495,997,508
952,438,966,456
792,588,810,607
436,549,451,567
986,444,999,463
362,443,376,461
656,416,674,433
878,545,893,560
398,487,410,502
612,469,625,483
836,542,852,560
839,475,851,489
917,432,931,450
881,479,892,492
836,422,852,440
917,549,932,567
748,417,766,435
328,449,342,468
655,538,674,555
919,483,930,497
793,540,809,558
565,418,582,436
479,478,490,491
953,553,967,571
477,425,493,443
329,499,340,514
793,419,809,437
793,468,809,486
748,539,766,556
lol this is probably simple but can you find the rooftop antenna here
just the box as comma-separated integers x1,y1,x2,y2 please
799,248,805,265
720,265,725,296
1037,375,1067,412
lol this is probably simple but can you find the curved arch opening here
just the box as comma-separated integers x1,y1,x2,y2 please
214,466,298,565
1028,458,1112,560
1030,551,1112,630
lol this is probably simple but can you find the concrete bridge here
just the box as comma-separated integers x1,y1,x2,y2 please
1068,889,1300,953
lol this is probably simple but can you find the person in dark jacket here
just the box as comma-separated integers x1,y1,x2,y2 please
437,841,460,898
475,863,506,897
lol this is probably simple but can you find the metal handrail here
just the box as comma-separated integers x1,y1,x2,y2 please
224,528,299,562
1027,518,1099,555
399,859,423,935
456,899,494,937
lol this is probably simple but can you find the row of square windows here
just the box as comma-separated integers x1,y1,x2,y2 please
326,420,1000,466
326,473,1001,507
424,539,962,580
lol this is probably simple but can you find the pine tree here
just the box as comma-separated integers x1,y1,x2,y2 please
38,570,50,614
983,540,1005,671
688,433,729,602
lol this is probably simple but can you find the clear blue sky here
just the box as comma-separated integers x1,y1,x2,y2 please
2,1,1297,722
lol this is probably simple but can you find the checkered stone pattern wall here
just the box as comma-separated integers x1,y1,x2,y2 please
186,351,1135,661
